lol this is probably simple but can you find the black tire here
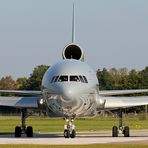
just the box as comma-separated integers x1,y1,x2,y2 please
70,130,76,138
15,126,21,137
26,126,33,137
64,129,70,138
112,126,118,137
124,126,129,137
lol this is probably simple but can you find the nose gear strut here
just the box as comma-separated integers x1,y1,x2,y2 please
64,115,76,138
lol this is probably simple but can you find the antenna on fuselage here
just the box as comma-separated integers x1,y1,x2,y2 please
72,3,75,43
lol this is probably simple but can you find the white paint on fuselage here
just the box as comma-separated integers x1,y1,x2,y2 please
42,59,99,117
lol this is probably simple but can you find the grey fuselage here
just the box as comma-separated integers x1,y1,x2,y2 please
42,59,99,117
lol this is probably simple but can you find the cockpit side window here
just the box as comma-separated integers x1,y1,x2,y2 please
83,76,88,83
70,76,80,82
58,75,68,82
51,76,55,83
54,76,59,82
79,75,85,83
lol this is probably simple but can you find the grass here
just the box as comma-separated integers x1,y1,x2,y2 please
0,115,148,147
0,144,147,148
0,114,147,133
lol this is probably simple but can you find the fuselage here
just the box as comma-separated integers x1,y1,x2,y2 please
42,59,99,117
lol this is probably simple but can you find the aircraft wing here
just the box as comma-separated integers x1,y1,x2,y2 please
0,90,42,96
99,89,148,96
102,96,148,109
0,96,42,108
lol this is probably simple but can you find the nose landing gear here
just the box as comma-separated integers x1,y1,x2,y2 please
64,116,76,138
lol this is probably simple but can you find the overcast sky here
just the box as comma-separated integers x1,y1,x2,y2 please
0,0,148,79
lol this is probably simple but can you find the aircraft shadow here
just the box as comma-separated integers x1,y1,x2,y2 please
0,132,147,138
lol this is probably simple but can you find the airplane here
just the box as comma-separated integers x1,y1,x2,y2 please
0,4,148,138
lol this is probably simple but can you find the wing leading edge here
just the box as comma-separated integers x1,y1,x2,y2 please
99,89,148,96
0,90,42,108
0,96,42,108
102,96,148,109
0,90,42,96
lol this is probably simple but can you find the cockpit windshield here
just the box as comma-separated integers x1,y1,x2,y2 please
58,75,68,82
50,75,88,83
79,75,84,83
54,76,59,82
70,76,80,82
50,76,55,83
83,76,88,83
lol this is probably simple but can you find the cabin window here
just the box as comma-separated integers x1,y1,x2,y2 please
58,75,68,82
70,76,80,82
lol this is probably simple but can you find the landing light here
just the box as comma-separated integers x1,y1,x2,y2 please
39,99,44,105
37,99,46,109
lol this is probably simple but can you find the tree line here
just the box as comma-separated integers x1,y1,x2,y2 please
97,67,148,90
0,65,148,91
0,65,49,91
0,65,148,114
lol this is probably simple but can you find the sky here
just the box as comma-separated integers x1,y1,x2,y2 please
0,0,148,79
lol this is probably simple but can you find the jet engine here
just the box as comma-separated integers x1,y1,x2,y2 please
62,44,84,61
94,92,106,109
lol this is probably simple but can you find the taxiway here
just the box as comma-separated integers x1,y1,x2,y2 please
0,130,148,145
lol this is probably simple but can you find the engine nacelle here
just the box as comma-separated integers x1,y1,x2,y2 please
62,44,84,61
94,92,106,109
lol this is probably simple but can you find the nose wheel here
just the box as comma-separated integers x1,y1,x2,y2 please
64,116,76,138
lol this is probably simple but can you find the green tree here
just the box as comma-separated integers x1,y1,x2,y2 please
109,68,129,89
128,69,140,89
139,66,148,89
27,65,49,90
97,68,113,90
109,68,121,89
16,77,29,90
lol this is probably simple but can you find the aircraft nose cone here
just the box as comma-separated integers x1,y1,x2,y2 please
59,86,76,99
63,89,73,98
